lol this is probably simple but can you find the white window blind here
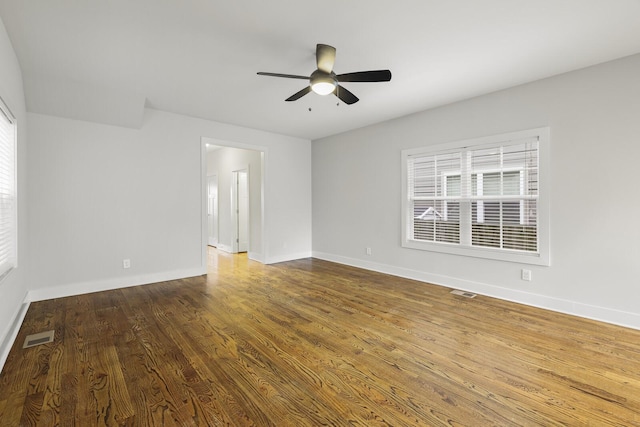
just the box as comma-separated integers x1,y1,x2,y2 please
408,150,462,244
0,97,17,281
402,128,549,265
468,140,538,252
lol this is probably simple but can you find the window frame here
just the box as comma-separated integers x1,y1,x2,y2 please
401,127,550,266
0,95,17,282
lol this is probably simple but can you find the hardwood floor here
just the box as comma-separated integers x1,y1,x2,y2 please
1,249,640,426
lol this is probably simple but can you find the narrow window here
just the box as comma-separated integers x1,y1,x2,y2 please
0,96,17,281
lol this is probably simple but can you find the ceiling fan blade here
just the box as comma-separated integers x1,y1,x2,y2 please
316,44,336,73
336,70,392,82
285,86,312,102
257,72,309,80
335,85,359,105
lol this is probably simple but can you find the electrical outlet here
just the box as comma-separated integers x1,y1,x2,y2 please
123,259,131,269
366,247,372,255
521,269,532,281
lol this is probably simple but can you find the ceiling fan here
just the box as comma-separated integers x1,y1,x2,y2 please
257,44,392,105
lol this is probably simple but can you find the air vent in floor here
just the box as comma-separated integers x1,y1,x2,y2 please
450,289,477,298
23,330,55,348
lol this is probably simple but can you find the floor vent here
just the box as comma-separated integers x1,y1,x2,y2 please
23,330,55,349
450,289,477,298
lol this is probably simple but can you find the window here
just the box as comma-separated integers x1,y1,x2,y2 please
402,128,549,265
0,96,17,281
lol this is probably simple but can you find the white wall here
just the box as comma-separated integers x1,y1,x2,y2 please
27,108,311,301
312,53,640,329
0,15,29,368
27,111,203,296
206,146,263,258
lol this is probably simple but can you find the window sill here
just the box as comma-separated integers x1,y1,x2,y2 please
403,239,550,266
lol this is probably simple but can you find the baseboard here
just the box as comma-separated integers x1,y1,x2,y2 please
0,299,30,374
216,243,233,253
312,251,640,331
215,246,308,265
264,251,312,265
248,251,263,263
26,266,207,302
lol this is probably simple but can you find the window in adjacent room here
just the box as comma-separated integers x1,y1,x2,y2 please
0,96,17,281
402,128,549,265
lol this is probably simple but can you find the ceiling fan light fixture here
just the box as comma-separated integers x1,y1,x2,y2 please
310,71,337,95
311,82,336,95
310,80,336,95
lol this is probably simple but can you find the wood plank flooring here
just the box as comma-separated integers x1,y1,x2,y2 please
2,249,640,426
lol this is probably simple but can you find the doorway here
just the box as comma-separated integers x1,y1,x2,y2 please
202,138,265,263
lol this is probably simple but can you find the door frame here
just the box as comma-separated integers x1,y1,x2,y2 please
200,138,267,267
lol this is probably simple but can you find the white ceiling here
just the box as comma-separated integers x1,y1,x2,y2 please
1,0,640,140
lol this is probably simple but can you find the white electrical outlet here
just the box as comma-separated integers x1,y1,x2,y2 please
521,269,532,281
366,247,372,255
123,259,131,269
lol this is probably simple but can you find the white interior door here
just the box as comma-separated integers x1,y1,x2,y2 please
231,169,249,253
238,171,248,252
207,175,218,246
